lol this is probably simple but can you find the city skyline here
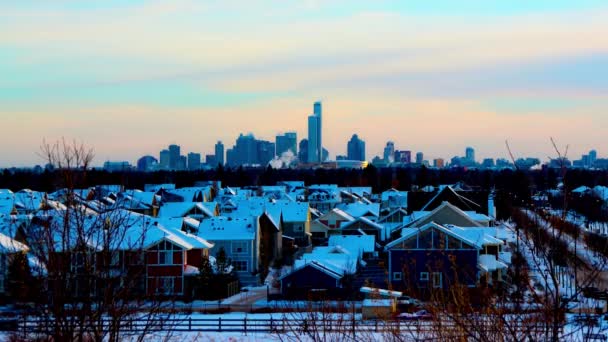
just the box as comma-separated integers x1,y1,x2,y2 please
1,1,607,166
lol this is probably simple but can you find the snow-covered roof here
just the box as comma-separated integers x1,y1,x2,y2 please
114,190,158,209
572,186,591,194
360,286,402,298
166,187,212,202
386,222,485,250
280,260,344,280
295,250,357,276
329,235,375,258
198,216,256,241
267,200,309,223
14,189,45,212
337,202,380,218
447,226,504,246
478,254,508,272
157,202,217,218
405,201,485,228
340,216,384,231
0,232,28,253
144,184,176,192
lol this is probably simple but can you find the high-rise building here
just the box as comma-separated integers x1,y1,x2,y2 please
416,152,423,164
168,144,181,169
257,140,276,166
394,150,411,164
159,149,170,169
205,155,217,167
137,155,158,172
307,101,322,163
215,141,224,166
383,141,395,163
178,155,187,170
590,150,598,166
187,152,201,170
347,134,366,161
433,158,445,168
465,147,475,163
276,132,297,157
298,139,308,163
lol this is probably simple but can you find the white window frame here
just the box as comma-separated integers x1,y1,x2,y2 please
393,272,402,281
232,241,248,254
158,250,173,265
432,272,442,288
157,277,174,295
233,260,248,272
420,272,429,281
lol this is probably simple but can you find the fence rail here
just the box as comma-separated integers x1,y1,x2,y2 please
9,316,561,337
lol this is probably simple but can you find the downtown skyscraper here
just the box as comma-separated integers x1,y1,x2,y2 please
307,101,323,163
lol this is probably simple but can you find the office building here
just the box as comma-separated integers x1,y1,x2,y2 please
215,141,224,166
307,101,322,163
347,134,366,161
276,132,297,157
159,149,170,169
168,144,181,169
416,152,423,164
465,147,475,163
383,141,395,163
187,152,201,170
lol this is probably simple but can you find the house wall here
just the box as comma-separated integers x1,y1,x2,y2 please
280,265,340,297
413,208,481,228
388,249,478,291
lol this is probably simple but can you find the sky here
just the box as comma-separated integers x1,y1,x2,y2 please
1,0,607,167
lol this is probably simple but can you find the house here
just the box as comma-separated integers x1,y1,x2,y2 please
280,245,358,299
340,217,387,241
408,185,489,214
385,222,509,292
380,189,408,213
307,185,341,213
197,216,260,286
0,190,16,216
385,222,481,291
310,208,355,242
113,190,160,216
14,189,47,214
268,200,310,246
164,187,214,202
0,232,29,297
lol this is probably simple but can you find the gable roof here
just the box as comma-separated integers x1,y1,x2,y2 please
279,260,344,280
406,201,485,228
421,186,481,212
385,222,483,250
157,202,217,218
337,202,380,218
340,216,384,231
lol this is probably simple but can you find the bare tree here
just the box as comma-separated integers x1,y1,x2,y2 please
7,139,181,341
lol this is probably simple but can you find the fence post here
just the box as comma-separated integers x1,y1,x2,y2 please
375,319,378,332
244,317,247,335
270,316,273,332
189,317,192,331
352,316,356,338
218,317,222,332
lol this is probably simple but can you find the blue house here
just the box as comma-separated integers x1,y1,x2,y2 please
279,261,345,299
385,222,482,291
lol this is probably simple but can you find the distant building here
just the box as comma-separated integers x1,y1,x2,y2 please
178,155,187,171
383,141,395,163
465,147,475,163
307,101,322,163
257,140,276,166
215,141,224,166
205,155,217,167
433,158,445,168
481,158,495,168
336,155,348,161
169,144,181,169
347,134,366,161
103,161,132,172
137,155,158,172
276,132,297,157
159,149,170,169
590,150,598,166
415,152,423,164
187,152,201,170
394,150,411,164
298,139,308,163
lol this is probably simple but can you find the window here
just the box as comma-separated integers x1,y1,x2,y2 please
232,241,248,254
393,272,402,281
233,260,248,272
420,272,429,281
158,251,173,265
294,225,303,232
156,277,174,295
432,272,442,288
